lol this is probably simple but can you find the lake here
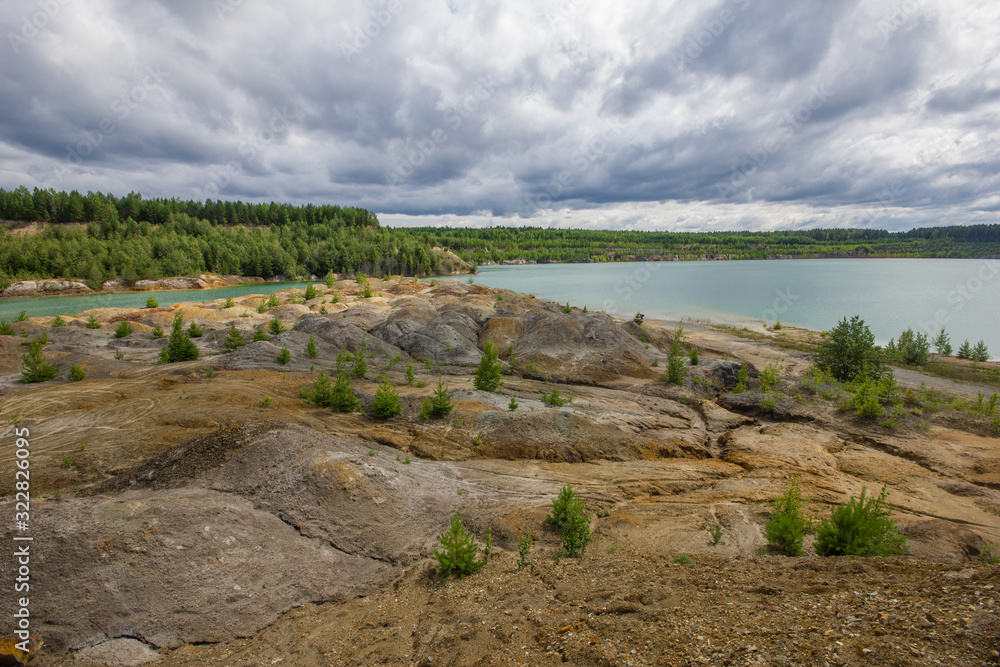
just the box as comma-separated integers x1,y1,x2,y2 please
471,259,1000,359
1,259,997,359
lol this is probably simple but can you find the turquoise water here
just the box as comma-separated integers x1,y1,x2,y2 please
0,281,314,321
2,259,998,359
470,259,1000,358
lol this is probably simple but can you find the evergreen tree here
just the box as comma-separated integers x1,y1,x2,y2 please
159,313,200,363
972,340,991,362
420,377,454,419
307,334,318,358
222,323,247,351
932,328,952,356
814,315,886,382
371,377,402,419
474,341,503,392
957,339,973,360
21,337,58,383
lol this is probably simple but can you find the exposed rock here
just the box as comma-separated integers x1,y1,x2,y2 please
2,279,92,296
74,638,163,666
513,311,655,383
693,359,760,388
396,311,482,366
135,277,210,291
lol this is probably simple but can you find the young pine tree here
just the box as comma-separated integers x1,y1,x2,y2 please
931,328,952,356
474,340,504,392
159,313,200,363
371,378,402,419
957,339,973,360
420,377,454,419
21,337,58,383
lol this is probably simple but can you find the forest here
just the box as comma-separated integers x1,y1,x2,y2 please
1,186,999,288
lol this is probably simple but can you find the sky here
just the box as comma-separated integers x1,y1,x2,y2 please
1,0,998,232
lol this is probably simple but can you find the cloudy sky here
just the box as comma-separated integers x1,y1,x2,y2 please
2,0,998,231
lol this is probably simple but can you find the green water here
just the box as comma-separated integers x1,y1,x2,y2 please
3,259,998,359
0,281,314,321
470,259,1000,359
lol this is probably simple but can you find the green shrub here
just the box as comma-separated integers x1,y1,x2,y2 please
814,315,886,382
84,314,101,329
508,396,519,411
21,337,58,383
932,328,952,356
405,362,415,386
546,484,582,527
151,325,164,339
330,294,340,304
541,387,566,407
307,335,317,359
325,271,336,288
517,533,534,569
69,363,86,381
562,303,572,314
814,486,908,557
886,328,930,365
546,484,595,557
663,326,686,385
51,315,65,328
759,361,782,391
371,378,402,419
733,364,750,393
355,272,367,284
304,283,319,300
253,328,270,342
145,296,159,308
0,320,14,335
15,310,27,322
222,323,247,351
708,525,724,546
474,341,504,392
633,312,644,325
689,347,699,365
278,347,291,364
159,314,200,363
267,292,279,309
224,297,235,308
773,320,782,330
256,301,268,314
113,321,134,338
351,339,369,379
187,322,204,337
764,477,813,556
268,316,286,335
957,339,972,359
420,378,454,419
433,513,486,578
361,284,374,298
309,370,336,407
672,554,692,565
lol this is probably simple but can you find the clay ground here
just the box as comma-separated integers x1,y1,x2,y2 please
0,277,997,666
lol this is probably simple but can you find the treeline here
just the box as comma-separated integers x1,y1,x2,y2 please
0,186,379,228
408,225,1000,265
0,188,439,287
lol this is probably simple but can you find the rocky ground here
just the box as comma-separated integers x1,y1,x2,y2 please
0,276,997,666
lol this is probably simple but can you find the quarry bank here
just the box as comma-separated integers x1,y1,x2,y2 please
0,276,997,666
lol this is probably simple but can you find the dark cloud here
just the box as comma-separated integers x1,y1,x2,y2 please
0,0,997,230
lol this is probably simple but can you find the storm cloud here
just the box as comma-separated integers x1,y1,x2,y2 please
2,0,998,231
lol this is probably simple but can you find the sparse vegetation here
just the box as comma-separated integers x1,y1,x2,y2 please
508,396,519,411
474,340,504,392
69,363,86,381
151,325,164,339
51,315,65,327
733,364,750,394
253,328,270,342
517,533,534,570
546,484,591,558
420,378,454,419
268,316,287,335
759,361,782,391
664,325,686,385
814,486,908,557
371,378,402,419
187,322,204,337
159,313,200,363
21,336,58,383
351,339,369,379
708,525,724,546
672,554,692,565
113,321,134,338
764,477,813,556
541,387,566,407
222,323,247,351
145,296,159,308
304,283,319,300
814,315,886,382
307,335,317,358
433,513,487,578
278,347,291,364
85,314,101,329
